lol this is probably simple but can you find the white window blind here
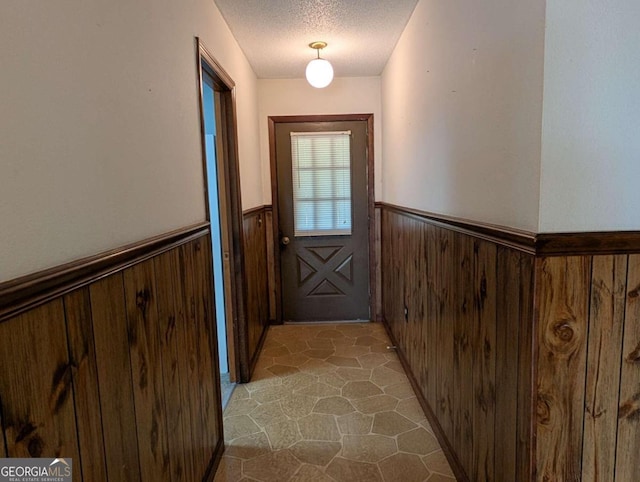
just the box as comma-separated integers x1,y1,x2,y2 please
290,131,352,237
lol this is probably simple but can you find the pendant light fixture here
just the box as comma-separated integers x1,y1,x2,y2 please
305,41,334,88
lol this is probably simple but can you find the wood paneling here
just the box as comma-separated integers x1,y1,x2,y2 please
582,255,627,481
453,234,473,472
533,254,640,481
424,223,438,412
516,254,535,482
535,257,591,481
364,203,640,481
63,288,108,482
0,300,81,463
265,208,277,322
616,254,640,481
123,261,172,482
186,238,221,469
380,205,535,481
374,206,383,322
436,227,456,450
494,248,521,481
243,208,270,371
472,240,496,482
90,273,142,482
0,232,223,482
177,239,219,478
155,249,192,481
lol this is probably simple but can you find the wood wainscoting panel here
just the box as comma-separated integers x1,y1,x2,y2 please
123,260,172,482
379,208,397,341
535,253,640,481
398,215,414,372
90,273,143,482
154,249,195,481
178,245,208,477
63,288,108,482
535,256,591,481
615,254,640,481
0,229,223,482
185,237,222,473
581,255,627,481
453,233,474,473
0,300,81,462
436,227,456,444
494,247,521,481
472,239,497,482
380,204,535,481
412,218,430,399
423,223,444,412
243,207,270,371
516,253,535,482
374,205,383,322
424,221,439,413
265,208,277,322
377,203,640,481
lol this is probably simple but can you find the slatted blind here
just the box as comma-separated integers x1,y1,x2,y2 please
290,131,352,237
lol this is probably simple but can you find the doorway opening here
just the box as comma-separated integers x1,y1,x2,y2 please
200,67,233,406
196,39,250,407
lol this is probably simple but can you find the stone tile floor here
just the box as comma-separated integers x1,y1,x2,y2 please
214,322,455,482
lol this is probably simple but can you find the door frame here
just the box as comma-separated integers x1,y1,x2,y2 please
196,39,251,382
268,114,376,323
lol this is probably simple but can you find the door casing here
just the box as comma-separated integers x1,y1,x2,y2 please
268,114,376,324
196,39,251,382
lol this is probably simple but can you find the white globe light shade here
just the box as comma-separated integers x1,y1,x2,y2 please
305,58,334,88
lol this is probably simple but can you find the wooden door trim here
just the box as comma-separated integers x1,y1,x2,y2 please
196,39,250,382
268,114,376,323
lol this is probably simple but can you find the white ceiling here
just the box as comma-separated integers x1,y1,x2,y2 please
214,0,419,79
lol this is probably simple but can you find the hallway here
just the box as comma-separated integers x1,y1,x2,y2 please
214,322,455,481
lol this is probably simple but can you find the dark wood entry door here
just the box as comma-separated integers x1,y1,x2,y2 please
275,120,370,322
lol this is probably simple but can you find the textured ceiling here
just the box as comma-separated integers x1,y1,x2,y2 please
214,0,419,78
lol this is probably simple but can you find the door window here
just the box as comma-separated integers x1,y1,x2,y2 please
290,131,352,237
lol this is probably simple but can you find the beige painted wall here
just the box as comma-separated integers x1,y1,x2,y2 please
257,77,382,203
539,0,640,232
0,0,262,282
381,0,545,231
